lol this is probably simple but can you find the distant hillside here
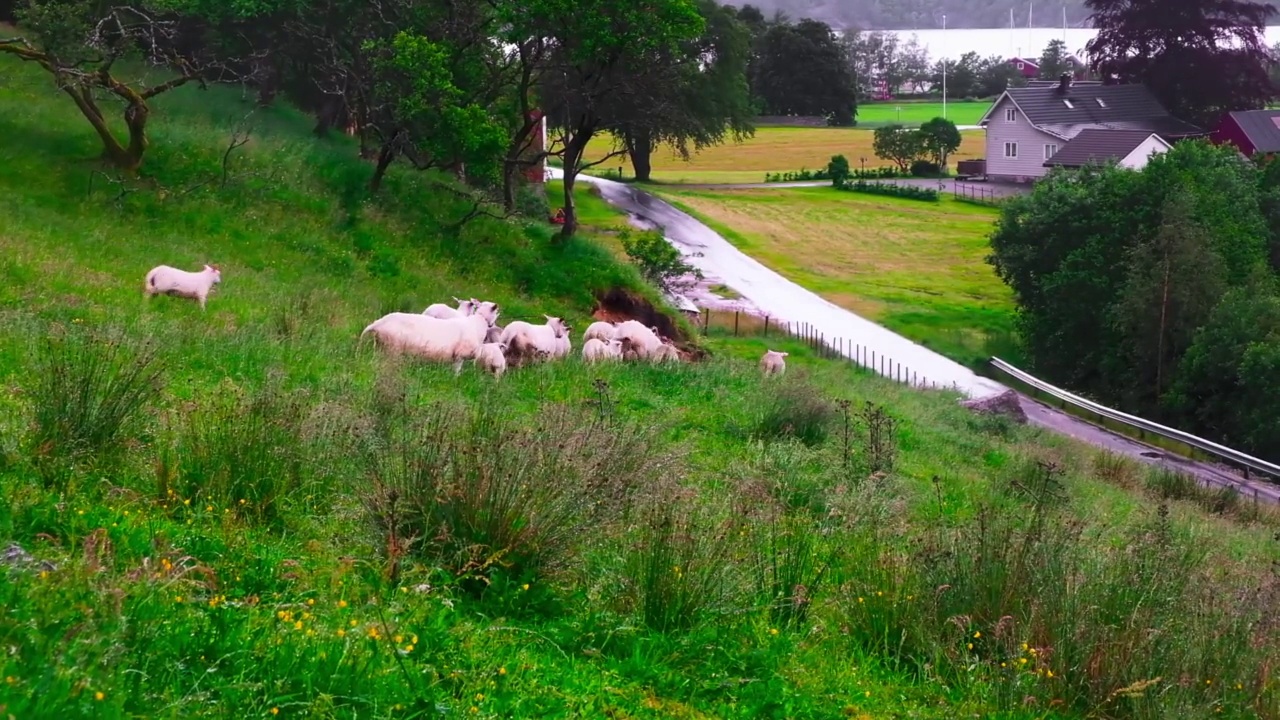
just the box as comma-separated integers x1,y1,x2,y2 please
725,0,1092,30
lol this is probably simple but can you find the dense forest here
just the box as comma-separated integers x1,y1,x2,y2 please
724,0,1092,30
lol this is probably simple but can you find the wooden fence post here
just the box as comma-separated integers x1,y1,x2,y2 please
733,311,739,337
764,315,769,337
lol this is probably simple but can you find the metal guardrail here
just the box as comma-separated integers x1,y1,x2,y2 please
991,357,1280,483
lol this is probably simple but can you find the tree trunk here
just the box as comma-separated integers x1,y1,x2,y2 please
625,129,654,182
62,85,146,172
370,142,397,192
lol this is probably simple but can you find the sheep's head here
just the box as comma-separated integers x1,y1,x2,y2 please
205,264,222,283
764,350,789,359
484,325,504,343
544,315,569,338
607,339,624,356
473,300,500,326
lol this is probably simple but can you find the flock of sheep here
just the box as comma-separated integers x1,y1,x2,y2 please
142,264,789,377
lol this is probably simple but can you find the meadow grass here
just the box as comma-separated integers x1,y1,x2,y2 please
654,186,1018,367
2,49,1280,720
854,100,990,128
571,126,986,184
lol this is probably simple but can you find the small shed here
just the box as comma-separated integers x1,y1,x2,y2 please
1008,57,1041,79
1210,109,1280,159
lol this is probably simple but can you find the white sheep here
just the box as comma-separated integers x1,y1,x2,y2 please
484,324,504,344
423,297,474,319
468,298,501,327
613,320,663,360
760,349,789,377
582,321,618,343
474,342,508,378
582,338,623,363
499,316,570,367
650,344,680,364
552,330,573,359
144,264,222,310
360,312,489,374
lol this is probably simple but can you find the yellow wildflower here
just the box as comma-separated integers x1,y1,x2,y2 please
1019,658,1028,665
475,693,485,701
499,667,507,676
183,499,190,506
857,597,864,603
338,600,348,608
294,621,303,631
307,598,315,606
769,628,779,636
206,505,213,512
403,644,414,653
1047,670,1055,678
394,635,403,644
973,631,981,638
350,619,358,627
94,691,105,701
175,595,184,603
521,584,530,591
271,709,279,716
337,629,346,638
966,643,973,650
411,634,418,644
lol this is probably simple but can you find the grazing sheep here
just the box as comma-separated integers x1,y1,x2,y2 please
760,349,789,377
613,320,663,360
582,338,623,363
499,316,570,367
423,296,474,319
484,324,504,344
144,264,222,310
650,344,680,364
474,342,508,378
360,312,489,375
552,330,573,359
468,298,501,327
583,321,618,343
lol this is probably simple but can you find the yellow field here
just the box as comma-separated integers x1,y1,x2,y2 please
573,127,985,184
654,186,1014,364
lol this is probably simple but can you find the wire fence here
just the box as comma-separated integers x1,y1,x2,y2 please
698,309,956,391
953,182,1003,206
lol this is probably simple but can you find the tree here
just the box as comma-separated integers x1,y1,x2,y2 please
872,124,926,172
930,52,980,99
918,117,961,168
1038,39,1075,80
1,1,245,172
975,54,1022,97
608,0,754,183
827,154,850,186
531,0,704,238
1085,0,1277,127
619,227,703,293
750,18,856,124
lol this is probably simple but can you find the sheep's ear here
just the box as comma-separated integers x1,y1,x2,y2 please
780,352,789,357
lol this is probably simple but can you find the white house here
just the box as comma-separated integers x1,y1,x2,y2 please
1042,129,1171,171
978,75,1203,182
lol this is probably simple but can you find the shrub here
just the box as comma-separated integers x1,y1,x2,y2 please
160,379,311,527
753,381,836,447
514,183,550,220
852,166,901,180
910,159,941,177
838,180,939,202
827,154,850,187
619,226,703,294
364,402,662,587
764,168,831,183
29,330,163,487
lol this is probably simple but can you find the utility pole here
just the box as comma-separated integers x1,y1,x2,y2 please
942,14,947,119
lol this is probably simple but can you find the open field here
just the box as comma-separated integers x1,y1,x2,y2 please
575,126,985,184
854,100,990,127
4,46,1280,720
654,186,1017,366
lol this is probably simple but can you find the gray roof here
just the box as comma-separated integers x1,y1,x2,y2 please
997,83,1203,140
1224,110,1280,153
1043,129,1164,168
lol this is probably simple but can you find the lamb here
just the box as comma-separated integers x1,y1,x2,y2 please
650,344,680,364
360,312,489,375
552,330,573,359
423,297,474,320
760,349,789,377
484,324,504,344
474,342,508,378
499,316,570,367
582,321,618,343
144,264,222,310
582,338,623,363
613,320,663,360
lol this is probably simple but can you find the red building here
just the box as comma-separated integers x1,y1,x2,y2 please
1008,57,1041,79
1209,109,1280,159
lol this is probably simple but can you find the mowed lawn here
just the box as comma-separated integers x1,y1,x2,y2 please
574,126,985,184
655,186,1016,365
856,100,989,127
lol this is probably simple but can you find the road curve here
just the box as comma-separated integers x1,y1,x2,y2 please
554,169,1280,502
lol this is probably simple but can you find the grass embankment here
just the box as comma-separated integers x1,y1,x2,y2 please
2,53,1280,720
653,186,1017,366
576,126,985,184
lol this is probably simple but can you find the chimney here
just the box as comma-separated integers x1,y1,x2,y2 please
1056,72,1072,94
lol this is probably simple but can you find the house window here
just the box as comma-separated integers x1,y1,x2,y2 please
1004,142,1019,159
1005,107,1016,122
1044,144,1059,159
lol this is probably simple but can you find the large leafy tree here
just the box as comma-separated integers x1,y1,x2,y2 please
750,17,855,124
529,0,704,238
1038,39,1075,80
1085,0,1277,126
918,117,960,168
607,0,754,182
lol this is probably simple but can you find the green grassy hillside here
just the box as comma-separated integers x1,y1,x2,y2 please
2,56,1280,720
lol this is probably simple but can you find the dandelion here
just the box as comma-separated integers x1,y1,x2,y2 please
973,631,981,638
206,505,213,512
469,708,478,714
175,595,184,603
864,691,870,698
337,629,346,638
368,627,381,640
294,621,303,631
403,645,414,653
338,600,348,609
1019,658,1028,665
94,691,105,701
875,591,882,597
1236,683,1244,690
966,643,973,650
239,499,247,505
411,634,418,644
39,571,48,580
475,693,485,701
1000,663,1007,668
307,598,315,606
271,709,279,716
1047,670,1054,678
769,628,779,636
521,584,529,591
5,677,15,685
1206,679,1212,686
394,635,403,644
183,499,190,506
499,667,507,676
857,597,864,603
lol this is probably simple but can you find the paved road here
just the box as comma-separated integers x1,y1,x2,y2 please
554,168,1279,502
676,178,1030,198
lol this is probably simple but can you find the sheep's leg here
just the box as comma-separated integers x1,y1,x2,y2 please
452,358,464,376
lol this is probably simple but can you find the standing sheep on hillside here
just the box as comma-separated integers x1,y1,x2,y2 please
144,264,222,310
651,344,680,364
583,321,618,343
474,342,508,378
760,349,788,377
613,320,663,360
360,312,490,374
499,316,570,367
423,297,474,319
582,338,623,363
